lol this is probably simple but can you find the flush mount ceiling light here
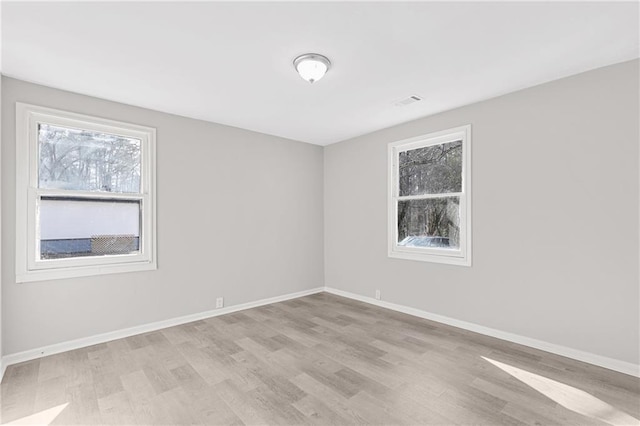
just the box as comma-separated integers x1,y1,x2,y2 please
293,53,331,84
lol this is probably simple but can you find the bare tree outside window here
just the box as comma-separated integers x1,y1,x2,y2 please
398,197,460,248
38,123,141,193
37,123,143,259
397,141,462,248
399,140,462,196
388,125,471,265
17,103,157,282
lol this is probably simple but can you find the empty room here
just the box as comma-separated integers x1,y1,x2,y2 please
0,1,639,425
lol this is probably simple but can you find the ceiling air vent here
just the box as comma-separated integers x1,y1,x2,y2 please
395,95,423,107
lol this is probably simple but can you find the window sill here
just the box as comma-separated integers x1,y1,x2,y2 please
16,260,157,283
388,250,471,266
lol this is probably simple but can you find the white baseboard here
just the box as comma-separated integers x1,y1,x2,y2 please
3,285,637,382
1,287,324,380
324,287,640,378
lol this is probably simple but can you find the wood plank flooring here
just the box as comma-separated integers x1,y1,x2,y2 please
1,292,638,425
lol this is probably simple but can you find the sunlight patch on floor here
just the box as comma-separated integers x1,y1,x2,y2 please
483,357,639,426
3,403,69,426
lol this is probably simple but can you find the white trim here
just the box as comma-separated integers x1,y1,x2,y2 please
0,75,3,387
15,103,157,283
17,262,158,284
2,286,637,381
324,287,640,378
0,287,323,376
388,125,472,266
397,192,462,201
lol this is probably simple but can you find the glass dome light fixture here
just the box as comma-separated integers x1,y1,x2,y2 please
293,53,331,84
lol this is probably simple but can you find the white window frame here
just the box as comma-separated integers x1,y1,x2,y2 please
388,125,472,266
16,103,157,282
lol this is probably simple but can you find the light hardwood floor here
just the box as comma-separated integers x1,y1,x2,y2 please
1,293,638,425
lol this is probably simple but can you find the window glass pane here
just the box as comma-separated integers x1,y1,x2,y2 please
38,123,141,193
397,197,460,249
39,198,140,259
399,140,462,196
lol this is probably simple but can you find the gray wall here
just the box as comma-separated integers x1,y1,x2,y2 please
3,60,638,368
324,59,639,365
0,74,3,373
2,77,324,355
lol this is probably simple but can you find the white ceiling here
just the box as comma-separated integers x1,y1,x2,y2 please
2,2,638,145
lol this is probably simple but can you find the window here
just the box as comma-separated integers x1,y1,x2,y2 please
388,125,471,266
16,103,157,282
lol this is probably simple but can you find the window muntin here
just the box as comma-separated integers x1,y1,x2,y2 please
388,125,471,266
16,103,156,282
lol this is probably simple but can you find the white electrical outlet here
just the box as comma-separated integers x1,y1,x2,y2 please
375,290,381,300
216,297,224,308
